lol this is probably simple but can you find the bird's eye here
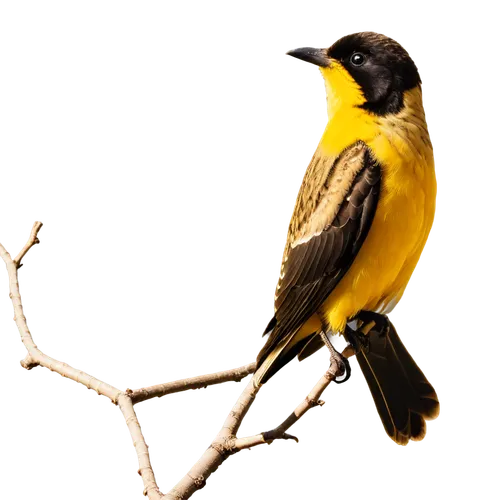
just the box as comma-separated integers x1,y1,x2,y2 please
350,52,365,66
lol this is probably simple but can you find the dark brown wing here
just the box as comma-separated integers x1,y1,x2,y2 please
256,144,381,382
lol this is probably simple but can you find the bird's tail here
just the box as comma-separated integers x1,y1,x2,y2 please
255,317,316,385
254,343,286,386
354,318,440,445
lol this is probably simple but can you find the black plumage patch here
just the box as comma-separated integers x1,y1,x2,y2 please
327,32,421,116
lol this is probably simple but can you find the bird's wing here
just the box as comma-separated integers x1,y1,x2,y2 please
257,141,381,369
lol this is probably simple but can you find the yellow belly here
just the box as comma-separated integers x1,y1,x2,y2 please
292,83,436,338
322,131,436,333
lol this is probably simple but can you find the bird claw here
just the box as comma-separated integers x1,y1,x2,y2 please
334,358,351,384
328,353,351,384
282,432,299,443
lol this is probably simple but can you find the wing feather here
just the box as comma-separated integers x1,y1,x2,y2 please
256,142,381,381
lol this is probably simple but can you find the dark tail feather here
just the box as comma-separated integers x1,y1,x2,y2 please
254,317,321,384
356,319,439,445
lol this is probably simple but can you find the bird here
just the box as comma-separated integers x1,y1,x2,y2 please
255,32,440,445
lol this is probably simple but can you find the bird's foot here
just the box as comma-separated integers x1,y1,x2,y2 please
320,331,351,384
356,310,390,338
328,352,351,384
344,312,391,356
344,324,370,354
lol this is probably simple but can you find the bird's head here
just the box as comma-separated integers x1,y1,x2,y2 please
287,32,421,117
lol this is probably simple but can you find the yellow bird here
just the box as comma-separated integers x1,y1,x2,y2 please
255,32,439,445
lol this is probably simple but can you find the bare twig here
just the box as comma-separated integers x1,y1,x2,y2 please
128,362,256,404
13,221,43,267
118,394,163,500
0,225,122,401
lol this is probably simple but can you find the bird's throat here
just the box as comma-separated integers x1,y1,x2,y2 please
320,106,376,157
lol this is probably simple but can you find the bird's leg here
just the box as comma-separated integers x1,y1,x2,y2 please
321,321,352,384
343,312,391,356
344,323,370,354
356,310,391,338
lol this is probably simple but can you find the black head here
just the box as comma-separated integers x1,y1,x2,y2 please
288,32,421,116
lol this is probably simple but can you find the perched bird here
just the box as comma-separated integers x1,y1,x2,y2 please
255,32,439,445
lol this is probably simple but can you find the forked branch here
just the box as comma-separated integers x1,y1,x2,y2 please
1,223,344,499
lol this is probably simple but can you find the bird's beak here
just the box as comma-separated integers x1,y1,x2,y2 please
286,47,330,68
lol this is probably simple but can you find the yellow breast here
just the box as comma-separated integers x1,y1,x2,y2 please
318,84,436,333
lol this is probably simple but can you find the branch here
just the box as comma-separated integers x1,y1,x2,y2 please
0,223,163,500
14,220,43,267
2,222,350,500
1,223,259,499
0,223,122,401
128,362,256,404
164,359,348,499
118,394,163,500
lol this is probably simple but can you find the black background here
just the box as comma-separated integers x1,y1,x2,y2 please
0,24,450,499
